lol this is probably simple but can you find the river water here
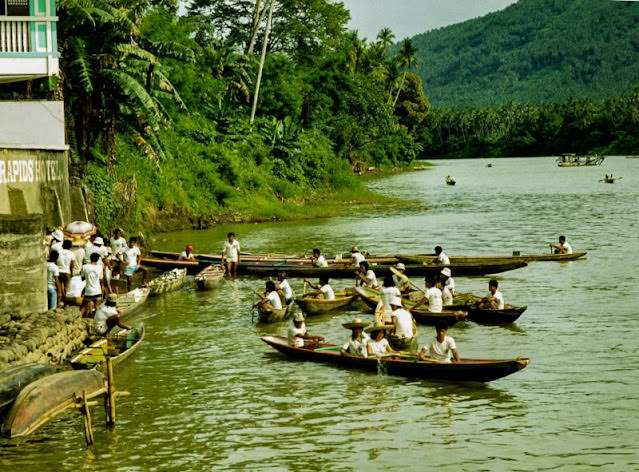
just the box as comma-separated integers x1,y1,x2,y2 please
2,156,638,470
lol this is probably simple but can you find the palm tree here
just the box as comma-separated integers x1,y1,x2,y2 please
392,38,418,109
249,0,276,125
376,27,395,51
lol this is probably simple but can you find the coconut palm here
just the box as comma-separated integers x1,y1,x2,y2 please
392,38,418,108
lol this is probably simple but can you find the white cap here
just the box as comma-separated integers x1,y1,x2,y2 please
440,268,451,277
396,263,406,270
293,312,305,322
52,229,64,241
94,237,104,245
390,297,403,307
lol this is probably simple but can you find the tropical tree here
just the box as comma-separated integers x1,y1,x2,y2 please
392,38,418,108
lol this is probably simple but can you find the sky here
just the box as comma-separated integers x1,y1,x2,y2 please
340,0,518,40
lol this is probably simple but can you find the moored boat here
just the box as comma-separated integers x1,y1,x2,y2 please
261,336,530,382
397,251,587,264
257,302,295,323
466,305,527,324
556,153,605,167
70,326,145,370
115,287,150,319
195,264,225,290
147,269,187,296
294,294,356,315
1,370,106,438
141,257,206,275
0,364,56,416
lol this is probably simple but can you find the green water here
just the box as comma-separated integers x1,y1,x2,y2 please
2,156,638,470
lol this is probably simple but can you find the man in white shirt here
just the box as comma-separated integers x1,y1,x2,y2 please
433,246,450,265
350,246,366,266
81,252,104,315
93,294,131,336
276,271,294,304
47,250,62,310
311,248,328,267
288,312,324,348
390,298,414,340
392,263,411,295
340,318,370,357
550,235,573,254
419,325,460,363
123,237,148,292
437,278,453,306
253,280,283,311
49,229,64,253
110,228,127,277
65,275,86,305
481,279,505,310
178,245,197,261
413,276,443,313
440,267,455,296
221,232,241,279
304,277,335,300
56,239,76,296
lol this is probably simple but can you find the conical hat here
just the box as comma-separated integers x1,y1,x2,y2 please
365,324,394,333
342,317,370,329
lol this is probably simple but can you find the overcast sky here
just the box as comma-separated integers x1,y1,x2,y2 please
340,0,518,40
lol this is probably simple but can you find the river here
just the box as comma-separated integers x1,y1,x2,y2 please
2,156,638,470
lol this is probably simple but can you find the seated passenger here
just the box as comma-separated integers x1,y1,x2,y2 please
254,280,283,311
340,318,371,357
311,248,328,267
433,246,450,265
355,260,378,288
178,245,197,261
304,277,335,300
436,278,453,306
93,293,131,336
390,297,414,340
288,312,324,348
412,276,443,313
480,279,505,309
440,267,455,296
350,246,366,266
418,324,460,363
392,263,411,295
365,324,394,358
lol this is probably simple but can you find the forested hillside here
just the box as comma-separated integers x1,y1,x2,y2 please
412,0,639,108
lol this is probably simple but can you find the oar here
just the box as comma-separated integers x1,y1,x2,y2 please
390,267,425,295
303,281,307,296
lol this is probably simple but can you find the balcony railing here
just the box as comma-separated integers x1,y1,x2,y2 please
0,18,31,52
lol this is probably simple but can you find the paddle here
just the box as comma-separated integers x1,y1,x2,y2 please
390,267,425,295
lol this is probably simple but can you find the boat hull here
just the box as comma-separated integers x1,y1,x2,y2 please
258,302,295,323
0,364,56,415
116,287,150,319
195,265,225,290
141,257,206,275
69,326,145,370
148,269,187,296
294,296,356,315
466,306,527,324
261,336,529,382
397,251,587,264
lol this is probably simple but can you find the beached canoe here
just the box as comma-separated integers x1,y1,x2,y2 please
70,326,145,371
115,287,150,318
0,364,56,416
241,260,527,278
261,336,529,383
258,302,295,323
195,264,225,290
397,251,587,264
147,269,187,296
1,370,106,438
140,257,206,275
466,305,527,324
294,295,356,315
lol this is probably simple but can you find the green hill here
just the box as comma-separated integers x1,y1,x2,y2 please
411,0,639,108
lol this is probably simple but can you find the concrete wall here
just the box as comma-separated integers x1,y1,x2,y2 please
0,101,66,150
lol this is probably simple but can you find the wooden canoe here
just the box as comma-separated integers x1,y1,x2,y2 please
140,257,206,275
195,264,225,290
0,364,56,416
466,305,527,324
261,336,530,383
397,251,587,264
1,370,106,438
257,301,295,323
241,260,527,278
69,326,145,370
294,295,356,315
147,269,187,296
115,287,150,319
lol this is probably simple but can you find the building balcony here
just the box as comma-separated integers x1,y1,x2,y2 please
0,0,59,83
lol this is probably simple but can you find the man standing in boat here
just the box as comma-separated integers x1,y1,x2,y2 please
221,232,241,279
549,235,572,254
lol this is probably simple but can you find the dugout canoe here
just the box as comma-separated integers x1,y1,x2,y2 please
147,269,187,296
70,326,145,371
258,302,295,323
294,295,356,315
397,251,587,264
466,305,527,324
0,364,56,416
115,287,150,319
140,257,206,275
195,264,225,290
242,260,527,278
261,336,529,383
1,370,106,438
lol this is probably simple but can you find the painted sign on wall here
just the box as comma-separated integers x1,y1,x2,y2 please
0,157,63,185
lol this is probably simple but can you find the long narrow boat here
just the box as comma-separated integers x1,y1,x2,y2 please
397,251,587,264
147,269,187,296
257,302,295,323
262,336,529,382
69,327,145,370
1,370,106,438
195,264,225,290
294,294,356,315
466,305,527,324
0,364,56,416
241,260,527,278
140,257,206,275
115,287,150,319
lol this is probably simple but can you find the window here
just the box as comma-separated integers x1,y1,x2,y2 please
7,0,29,16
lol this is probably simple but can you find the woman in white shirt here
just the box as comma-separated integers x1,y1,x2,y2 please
356,261,378,288
365,324,394,357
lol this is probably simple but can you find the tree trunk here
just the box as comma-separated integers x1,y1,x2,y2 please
249,0,275,126
392,70,407,109
246,0,264,55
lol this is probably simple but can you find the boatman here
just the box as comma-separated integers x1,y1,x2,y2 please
304,277,335,300
179,245,197,261
392,263,411,295
439,267,455,296
340,317,370,357
288,312,324,348
418,325,460,363
412,276,443,313
433,246,450,265
350,246,366,266
549,235,573,254
221,232,241,279
275,271,294,305
355,261,378,288
93,293,131,336
480,279,504,310
253,280,283,311
436,278,453,306
311,248,328,267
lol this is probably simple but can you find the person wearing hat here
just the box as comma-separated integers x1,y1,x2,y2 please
49,229,64,253
179,245,197,261
288,313,324,348
392,263,411,295
433,246,450,265
340,318,371,357
350,246,366,267
93,293,131,336
355,260,378,289
439,267,455,296
418,324,459,363
390,297,414,340
412,276,443,313
365,323,394,358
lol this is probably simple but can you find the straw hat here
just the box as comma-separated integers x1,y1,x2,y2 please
440,267,451,277
365,324,394,333
350,246,359,253
94,237,104,246
396,263,406,270
293,312,305,322
52,229,64,241
390,297,403,307
107,293,118,303
72,235,87,246
342,317,370,329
